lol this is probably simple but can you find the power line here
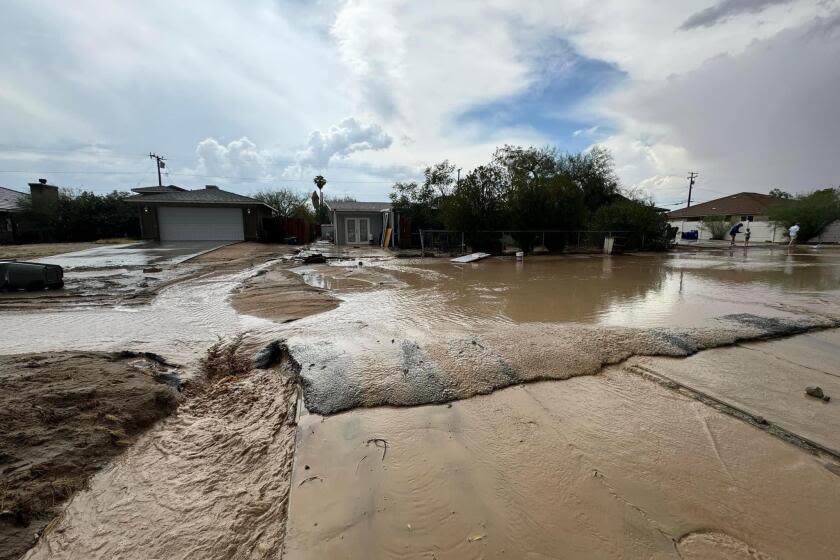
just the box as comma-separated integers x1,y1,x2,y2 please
0,168,402,184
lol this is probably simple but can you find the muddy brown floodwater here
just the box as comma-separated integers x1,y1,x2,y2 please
285,364,840,560
0,352,180,560
5,248,840,559
23,363,300,560
274,252,840,414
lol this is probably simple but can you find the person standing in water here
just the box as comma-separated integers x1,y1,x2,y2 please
788,222,800,248
744,227,751,248
729,222,743,246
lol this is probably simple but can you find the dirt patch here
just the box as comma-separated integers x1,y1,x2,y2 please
23,341,300,560
231,267,339,323
0,352,180,560
0,243,98,261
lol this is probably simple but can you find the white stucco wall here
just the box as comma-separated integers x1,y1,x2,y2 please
669,216,784,242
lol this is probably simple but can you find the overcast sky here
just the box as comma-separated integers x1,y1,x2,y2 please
1,0,837,207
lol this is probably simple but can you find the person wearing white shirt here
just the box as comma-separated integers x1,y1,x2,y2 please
788,223,800,247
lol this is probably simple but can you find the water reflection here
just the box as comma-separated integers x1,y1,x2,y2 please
374,252,840,327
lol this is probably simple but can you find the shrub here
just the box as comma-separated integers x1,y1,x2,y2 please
702,215,730,240
768,188,840,241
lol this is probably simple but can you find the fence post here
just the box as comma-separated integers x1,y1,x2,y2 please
577,231,581,248
420,229,424,255
461,231,465,254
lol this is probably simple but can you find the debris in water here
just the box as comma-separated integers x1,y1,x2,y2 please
468,534,486,542
366,438,388,461
298,475,323,487
806,386,825,399
254,340,284,369
142,266,162,274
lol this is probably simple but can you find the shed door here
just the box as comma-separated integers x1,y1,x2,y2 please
157,207,244,241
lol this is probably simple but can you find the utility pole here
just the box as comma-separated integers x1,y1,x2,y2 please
686,171,698,208
457,168,461,188
149,153,166,187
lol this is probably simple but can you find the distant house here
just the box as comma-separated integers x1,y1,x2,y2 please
667,192,791,242
0,186,28,243
126,185,275,241
328,201,395,246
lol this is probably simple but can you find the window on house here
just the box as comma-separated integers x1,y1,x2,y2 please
740,215,754,222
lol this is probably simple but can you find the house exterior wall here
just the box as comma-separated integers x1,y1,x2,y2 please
668,215,785,243
809,220,840,243
334,211,385,245
136,203,267,241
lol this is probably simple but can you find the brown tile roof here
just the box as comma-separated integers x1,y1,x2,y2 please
125,186,274,210
667,192,789,219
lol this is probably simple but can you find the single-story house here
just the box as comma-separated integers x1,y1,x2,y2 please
126,185,275,241
667,192,791,242
0,186,28,243
328,201,396,246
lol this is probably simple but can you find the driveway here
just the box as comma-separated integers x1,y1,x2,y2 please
34,241,235,269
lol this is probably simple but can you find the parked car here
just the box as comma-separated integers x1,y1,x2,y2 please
0,261,64,291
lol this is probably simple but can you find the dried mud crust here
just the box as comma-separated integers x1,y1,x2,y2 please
0,352,180,560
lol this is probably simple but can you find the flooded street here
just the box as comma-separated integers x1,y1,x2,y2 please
285,364,840,559
4,245,840,559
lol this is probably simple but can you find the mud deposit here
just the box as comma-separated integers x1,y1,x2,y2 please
231,267,339,322
23,365,300,560
0,352,179,560
289,313,840,415
285,368,840,560
271,252,840,414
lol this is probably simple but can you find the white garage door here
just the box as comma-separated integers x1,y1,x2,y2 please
157,206,244,241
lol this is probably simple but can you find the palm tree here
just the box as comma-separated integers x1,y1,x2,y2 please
313,175,327,208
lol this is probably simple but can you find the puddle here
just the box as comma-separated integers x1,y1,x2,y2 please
2,267,277,366
285,368,840,559
276,252,840,414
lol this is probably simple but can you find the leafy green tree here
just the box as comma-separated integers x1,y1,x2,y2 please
253,189,313,220
769,188,792,199
591,196,669,249
439,164,508,232
557,145,620,211
769,187,840,241
389,161,455,228
16,189,139,241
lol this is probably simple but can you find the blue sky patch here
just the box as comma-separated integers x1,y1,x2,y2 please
454,37,626,151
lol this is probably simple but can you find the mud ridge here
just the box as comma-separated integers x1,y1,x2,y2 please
291,314,840,415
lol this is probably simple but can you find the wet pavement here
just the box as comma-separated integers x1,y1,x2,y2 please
633,328,840,455
34,240,232,269
285,362,840,560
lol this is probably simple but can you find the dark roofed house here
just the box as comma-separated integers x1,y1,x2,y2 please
126,185,275,241
327,201,394,246
0,186,29,243
667,192,791,243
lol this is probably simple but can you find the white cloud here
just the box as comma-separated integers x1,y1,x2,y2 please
194,137,273,179
0,0,836,204
296,117,393,168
